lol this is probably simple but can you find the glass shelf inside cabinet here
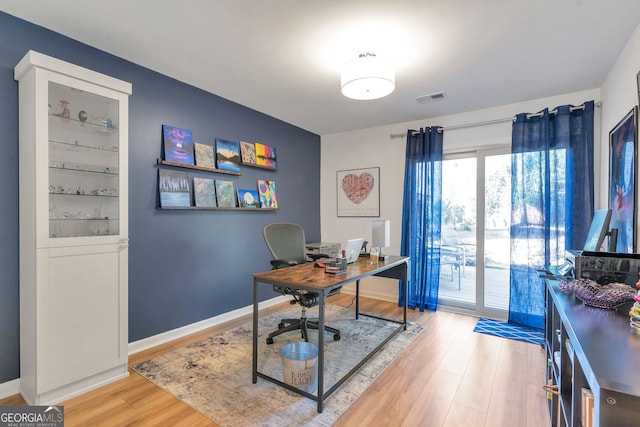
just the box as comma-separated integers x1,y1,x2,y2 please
48,114,119,136
48,81,119,238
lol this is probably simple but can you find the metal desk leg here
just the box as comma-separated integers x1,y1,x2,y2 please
252,278,259,383
403,271,408,330
355,279,360,320
317,290,326,413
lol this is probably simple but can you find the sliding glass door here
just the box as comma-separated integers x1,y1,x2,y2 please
439,148,511,319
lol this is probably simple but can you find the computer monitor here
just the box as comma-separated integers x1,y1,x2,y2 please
344,238,365,263
583,209,612,252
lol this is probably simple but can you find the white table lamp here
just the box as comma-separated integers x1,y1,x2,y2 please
372,220,390,260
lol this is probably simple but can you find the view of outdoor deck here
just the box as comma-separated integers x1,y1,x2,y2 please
438,264,510,311
437,227,511,312
439,153,513,315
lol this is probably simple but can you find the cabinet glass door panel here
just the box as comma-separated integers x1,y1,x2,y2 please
48,82,120,238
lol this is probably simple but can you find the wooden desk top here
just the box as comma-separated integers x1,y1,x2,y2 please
253,255,408,292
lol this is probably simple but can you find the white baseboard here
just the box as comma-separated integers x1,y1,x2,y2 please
128,295,289,355
0,378,20,400
127,291,398,356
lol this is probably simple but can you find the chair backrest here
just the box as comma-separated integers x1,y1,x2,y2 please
263,223,307,265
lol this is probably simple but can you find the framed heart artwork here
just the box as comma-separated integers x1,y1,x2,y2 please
337,167,380,217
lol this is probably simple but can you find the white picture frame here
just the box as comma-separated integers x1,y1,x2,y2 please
337,167,380,217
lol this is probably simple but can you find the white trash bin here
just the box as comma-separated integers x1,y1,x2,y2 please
280,342,318,394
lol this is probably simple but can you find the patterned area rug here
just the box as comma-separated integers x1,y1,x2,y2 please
473,318,544,345
133,304,423,427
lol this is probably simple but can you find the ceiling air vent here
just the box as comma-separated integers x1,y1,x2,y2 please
415,92,447,104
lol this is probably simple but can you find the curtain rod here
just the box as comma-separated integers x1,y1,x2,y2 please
391,101,601,138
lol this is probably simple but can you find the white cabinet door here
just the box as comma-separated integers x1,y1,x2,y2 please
38,244,128,393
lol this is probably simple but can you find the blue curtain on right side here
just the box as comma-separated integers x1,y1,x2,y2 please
399,127,443,311
509,101,594,328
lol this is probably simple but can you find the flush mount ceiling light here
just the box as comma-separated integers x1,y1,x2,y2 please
341,53,395,100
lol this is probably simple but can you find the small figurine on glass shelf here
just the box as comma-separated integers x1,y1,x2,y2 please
53,100,70,118
628,277,640,333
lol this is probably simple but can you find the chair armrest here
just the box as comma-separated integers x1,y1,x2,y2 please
308,253,329,261
270,259,299,269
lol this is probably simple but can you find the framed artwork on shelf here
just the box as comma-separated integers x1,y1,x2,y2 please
193,177,217,207
608,106,638,253
337,167,380,217
158,169,191,207
255,142,277,168
215,138,241,173
240,141,257,165
257,179,278,208
194,142,215,169
637,70,640,107
237,189,260,208
215,179,237,207
162,124,195,165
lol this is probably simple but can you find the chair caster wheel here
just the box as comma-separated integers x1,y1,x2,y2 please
333,334,340,341
277,323,285,329
266,337,274,345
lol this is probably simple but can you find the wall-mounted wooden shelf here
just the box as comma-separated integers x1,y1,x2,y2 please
158,206,278,211
156,158,278,211
157,159,278,173
157,159,241,176
242,162,278,171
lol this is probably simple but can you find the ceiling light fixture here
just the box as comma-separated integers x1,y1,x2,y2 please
341,53,395,100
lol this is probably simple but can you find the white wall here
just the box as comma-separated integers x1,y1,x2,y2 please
600,22,640,249
321,88,606,301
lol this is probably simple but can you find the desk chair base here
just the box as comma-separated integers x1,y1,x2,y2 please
266,316,341,345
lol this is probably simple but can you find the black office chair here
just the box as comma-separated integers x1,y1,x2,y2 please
262,222,341,345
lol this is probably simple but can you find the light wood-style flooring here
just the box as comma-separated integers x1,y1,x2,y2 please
0,294,550,427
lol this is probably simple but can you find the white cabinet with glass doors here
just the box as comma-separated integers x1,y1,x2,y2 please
15,50,131,405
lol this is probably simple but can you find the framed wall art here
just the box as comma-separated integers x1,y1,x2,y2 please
637,70,640,107
257,179,278,208
193,177,217,207
158,169,191,207
162,125,194,165
194,142,215,169
215,138,241,173
240,141,257,165
608,106,638,253
237,189,260,208
255,142,277,168
215,179,237,207
337,167,380,217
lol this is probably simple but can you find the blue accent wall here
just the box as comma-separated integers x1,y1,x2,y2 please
0,12,321,383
